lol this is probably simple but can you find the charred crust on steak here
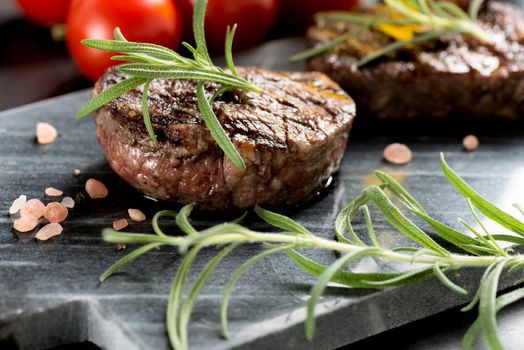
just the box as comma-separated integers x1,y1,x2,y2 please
306,1,524,120
93,66,355,210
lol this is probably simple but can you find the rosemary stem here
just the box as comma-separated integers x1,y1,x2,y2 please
240,232,515,267
104,229,523,269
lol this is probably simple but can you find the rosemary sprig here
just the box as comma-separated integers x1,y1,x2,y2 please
75,0,260,169
99,153,524,350
290,0,491,66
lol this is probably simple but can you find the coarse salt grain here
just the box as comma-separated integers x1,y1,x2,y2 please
73,168,81,176
128,208,146,222
463,135,479,152
61,196,75,208
20,199,45,219
13,216,38,232
44,202,68,223
35,223,63,241
36,122,57,145
113,218,129,231
9,195,27,215
85,178,108,199
45,187,63,196
383,143,413,165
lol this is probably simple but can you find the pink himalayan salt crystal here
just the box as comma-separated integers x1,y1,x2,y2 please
13,216,38,232
35,223,63,241
20,199,45,219
113,218,129,231
128,208,146,222
61,196,75,208
36,122,58,145
85,178,108,199
383,143,413,165
44,202,68,223
463,135,479,152
45,187,63,196
9,195,27,215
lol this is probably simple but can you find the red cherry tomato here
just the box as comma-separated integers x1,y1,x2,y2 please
66,0,182,82
279,0,359,32
15,0,73,26
177,0,279,52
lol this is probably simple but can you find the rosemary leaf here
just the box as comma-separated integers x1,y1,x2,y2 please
152,210,178,238
110,55,151,63
414,0,432,15
221,244,295,338
361,205,380,247
141,79,157,143
113,27,127,42
407,208,481,254
460,244,501,255
478,261,507,349
102,229,175,245
336,193,367,246
440,153,524,237
193,0,213,65
231,211,248,224
289,26,367,62
358,29,452,67
375,170,427,214
306,248,379,340
437,1,472,20
224,24,238,76
176,204,199,236
513,203,524,217
433,263,468,295
196,82,245,168
507,260,524,275
286,249,434,288
468,0,484,21
117,64,254,89
459,218,500,255
360,185,449,256
466,198,506,256
255,206,313,236
315,12,419,25
81,39,184,62
99,243,161,282
167,245,202,350
76,77,146,120
360,266,435,287
492,235,524,246
178,243,238,349
429,1,456,18
462,286,524,350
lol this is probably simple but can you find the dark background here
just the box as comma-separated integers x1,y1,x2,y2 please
0,1,91,111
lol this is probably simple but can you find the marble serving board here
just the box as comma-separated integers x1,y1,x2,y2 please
2,38,524,350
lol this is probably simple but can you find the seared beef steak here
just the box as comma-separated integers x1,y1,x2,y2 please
93,67,355,210
306,1,524,120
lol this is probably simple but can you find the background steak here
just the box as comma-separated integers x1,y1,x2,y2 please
306,1,524,120
93,67,355,210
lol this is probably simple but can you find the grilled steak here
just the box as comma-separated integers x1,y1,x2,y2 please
306,1,524,120
93,67,355,210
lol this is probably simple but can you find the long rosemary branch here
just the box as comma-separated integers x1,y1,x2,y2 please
99,153,524,350
103,229,518,268
291,0,492,66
